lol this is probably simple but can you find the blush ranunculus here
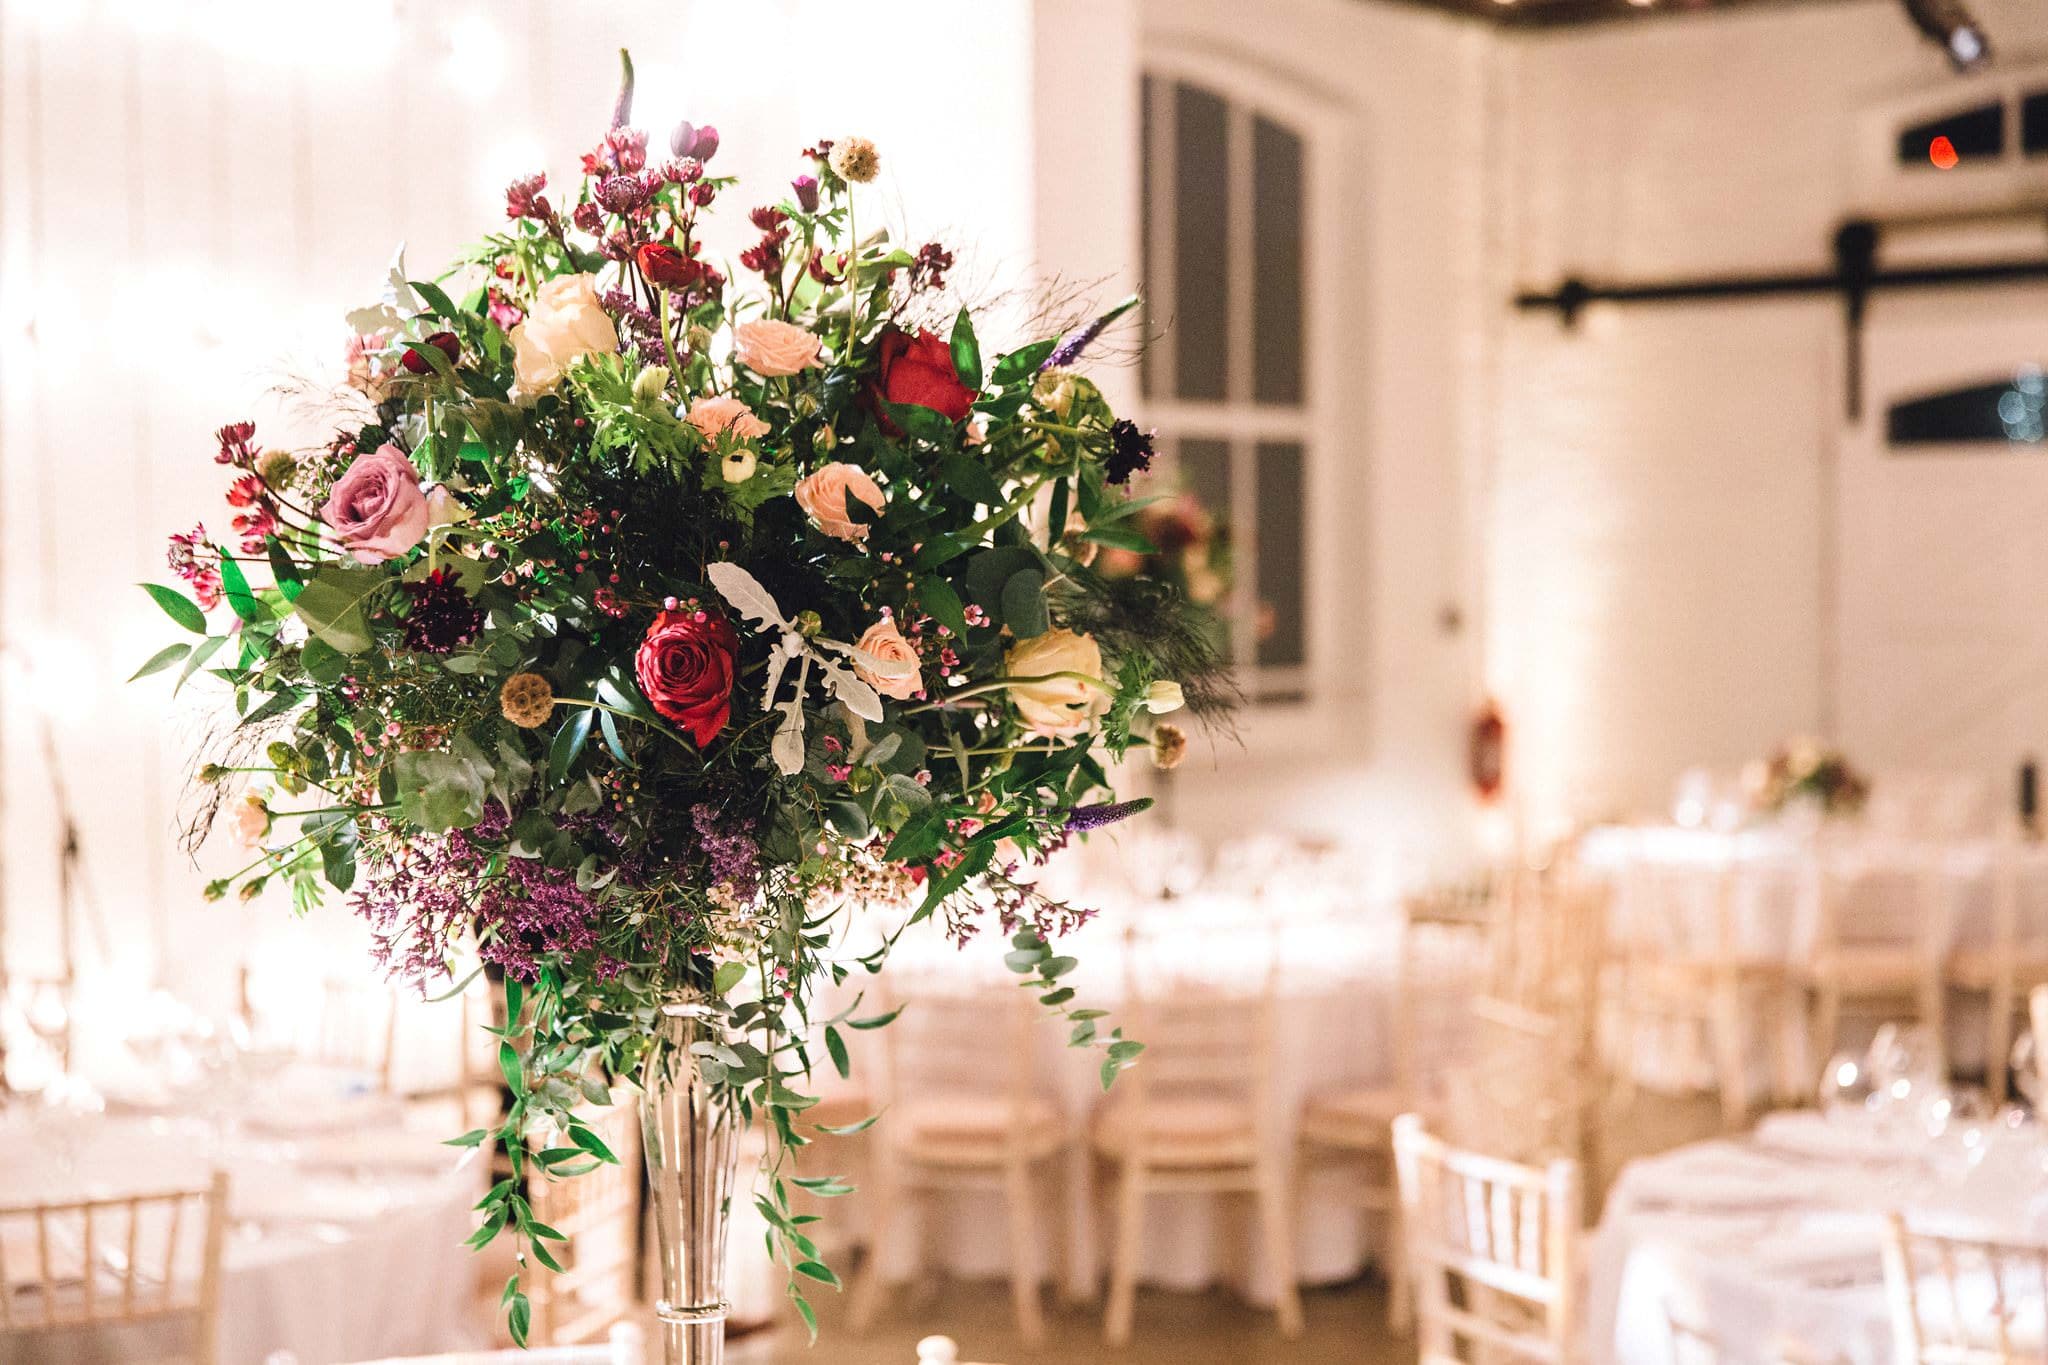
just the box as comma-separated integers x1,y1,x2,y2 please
509,273,619,395
794,462,886,542
320,443,431,564
685,395,771,444
1003,628,1111,737
732,319,823,377
635,609,740,747
852,619,922,700
868,326,976,436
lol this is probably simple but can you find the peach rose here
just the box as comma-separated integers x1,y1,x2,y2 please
733,319,823,377
1004,628,1111,737
852,619,922,700
794,462,885,541
509,274,618,394
228,791,271,851
686,394,771,444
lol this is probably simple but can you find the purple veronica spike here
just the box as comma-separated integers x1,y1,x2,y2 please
1038,294,1141,373
1063,797,1155,833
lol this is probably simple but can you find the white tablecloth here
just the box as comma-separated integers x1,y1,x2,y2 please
1588,1111,2048,1365
3,1071,490,1365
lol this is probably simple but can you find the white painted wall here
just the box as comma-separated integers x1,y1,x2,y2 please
1486,0,2048,829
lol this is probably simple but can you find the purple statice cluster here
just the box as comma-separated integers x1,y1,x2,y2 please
690,803,760,905
355,803,645,986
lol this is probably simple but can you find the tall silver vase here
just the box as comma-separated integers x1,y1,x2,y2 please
641,995,740,1365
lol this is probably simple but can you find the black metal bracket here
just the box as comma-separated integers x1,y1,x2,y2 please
1514,216,2048,418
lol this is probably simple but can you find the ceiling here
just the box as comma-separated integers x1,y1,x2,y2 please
1371,0,1858,29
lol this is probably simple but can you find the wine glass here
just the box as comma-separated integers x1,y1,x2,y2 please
1819,1051,1876,1126
2013,1029,2043,1111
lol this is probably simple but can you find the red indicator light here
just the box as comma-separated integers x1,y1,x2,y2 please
1929,135,1960,170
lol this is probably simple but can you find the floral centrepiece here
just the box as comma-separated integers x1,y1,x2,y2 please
1743,737,1870,820
140,57,1227,1345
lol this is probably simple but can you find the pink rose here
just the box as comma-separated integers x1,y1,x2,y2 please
685,395,771,443
320,443,430,564
733,319,823,377
794,462,885,542
852,619,922,700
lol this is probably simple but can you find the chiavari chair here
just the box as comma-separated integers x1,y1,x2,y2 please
1946,836,2048,1102
525,1095,644,1345
1091,924,1302,1346
0,1171,228,1363
1605,845,1799,1131
1294,876,1498,1333
1881,1214,2048,1365
849,982,1071,1345
1809,843,1949,1083
1392,1112,1583,1365
239,964,399,1090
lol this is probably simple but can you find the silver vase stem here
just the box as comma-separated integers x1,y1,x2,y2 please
641,996,740,1365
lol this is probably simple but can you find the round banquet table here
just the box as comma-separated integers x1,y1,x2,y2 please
1587,1110,2048,1365
856,894,1464,1305
3,1070,490,1365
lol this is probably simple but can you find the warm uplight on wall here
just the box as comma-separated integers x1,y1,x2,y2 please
444,12,508,102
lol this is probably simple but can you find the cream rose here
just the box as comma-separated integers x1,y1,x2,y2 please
794,462,885,541
1004,628,1111,737
852,619,922,700
509,274,618,395
686,394,771,443
733,319,823,377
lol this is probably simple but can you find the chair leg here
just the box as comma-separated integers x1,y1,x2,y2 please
1104,1158,1147,1346
1052,1147,1086,1306
1385,1198,1413,1335
849,1161,901,1334
1710,977,1749,1132
1002,1160,1046,1345
1812,979,1841,1080
1255,1162,1305,1340
1988,980,2015,1103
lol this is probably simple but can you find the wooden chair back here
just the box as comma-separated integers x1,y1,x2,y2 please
239,965,397,1089
1115,923,1280,1144
873,977,1045,1148
1397,881,1501,1107
1882,1214,2048,1365
1393,1112,1582,1365
527,1095,644,1345
0,1171,228,1362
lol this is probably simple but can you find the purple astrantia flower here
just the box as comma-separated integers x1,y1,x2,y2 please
1063,797,1155,833
1104,419,1155,485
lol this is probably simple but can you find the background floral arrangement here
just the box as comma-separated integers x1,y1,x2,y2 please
139,54,1229,1342
1743,737,1870,818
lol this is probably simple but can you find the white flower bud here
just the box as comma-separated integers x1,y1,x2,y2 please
632,365,671,402
1141,680,1185,714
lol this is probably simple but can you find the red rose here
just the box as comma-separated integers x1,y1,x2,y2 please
635,609,739,746
636,242,700,289
400,331,461,374
867,326,976,436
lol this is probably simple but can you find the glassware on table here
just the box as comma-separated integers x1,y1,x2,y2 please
1925,1086,1993,1183
2013,1029,2044,1111
1819,1051,1877,1125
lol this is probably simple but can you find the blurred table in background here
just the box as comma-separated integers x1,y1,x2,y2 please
3,1064,489,1364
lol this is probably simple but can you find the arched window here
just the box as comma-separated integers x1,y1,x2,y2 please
1137,69,1318,703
